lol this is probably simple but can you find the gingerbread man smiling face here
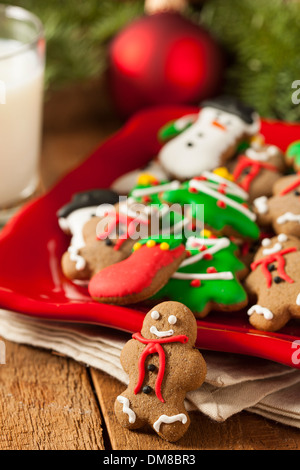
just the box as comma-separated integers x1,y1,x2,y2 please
114,301,206,442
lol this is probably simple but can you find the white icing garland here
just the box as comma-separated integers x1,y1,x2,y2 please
201,171,249,200
172,271,234,281
181,237,230,268
188,179,256,221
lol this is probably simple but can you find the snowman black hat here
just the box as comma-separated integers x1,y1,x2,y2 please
201,95,257,125
57,189,119,219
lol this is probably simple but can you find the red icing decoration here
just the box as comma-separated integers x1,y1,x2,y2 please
88,244,185,298
217,200,226,209
233,155,279,192
279,174,300,196
189,187,198,193
203,253,213,260
190,279,201,287
193,176,207,181
207,266,217,273
132,332,188,403
250,247,297,288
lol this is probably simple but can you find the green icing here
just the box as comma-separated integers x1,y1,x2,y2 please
152,238,247,314
158,118,193,142
161,180,260,240
286,140,300,168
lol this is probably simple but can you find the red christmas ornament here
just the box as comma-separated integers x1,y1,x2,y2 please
109,11,225,117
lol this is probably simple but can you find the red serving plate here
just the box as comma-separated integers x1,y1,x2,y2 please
0,106,300,369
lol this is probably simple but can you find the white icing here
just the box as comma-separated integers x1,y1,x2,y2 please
253,196,269,215
188,179,256,221
296,294,300,306
151,310,160,320
201,171,249,200
277,212,300,224
168,315,177,325
181,237,230,268
68,246,86,271
150,326,174,338
248,305,274,320
153,413,188,433
131,180,180,198
262,238,271,247
277,233,288,243
116,396,136,424
245,145,279,162
172,271,234,281
60,206,99,271
158,106,260,179
262,242,282,256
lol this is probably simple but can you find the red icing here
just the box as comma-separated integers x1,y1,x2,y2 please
190,279,201,287
233,155,279,192
279,174,300,196
132,332,188,403
217,200,226,209
250,247,297,288
203,253,213,260
207,267,217,273
88,244,185,298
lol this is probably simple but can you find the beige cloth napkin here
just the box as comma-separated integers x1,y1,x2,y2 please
0,309,299,428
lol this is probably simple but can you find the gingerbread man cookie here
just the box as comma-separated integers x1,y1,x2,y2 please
158,95,260,180
115,301,206,442
230,143,285,201
253,173,300,238
58,189,139,282
244,234,300,331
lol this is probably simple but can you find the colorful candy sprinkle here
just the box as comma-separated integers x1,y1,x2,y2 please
160,242,170,251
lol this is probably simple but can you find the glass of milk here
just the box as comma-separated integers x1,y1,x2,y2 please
0,4,45,224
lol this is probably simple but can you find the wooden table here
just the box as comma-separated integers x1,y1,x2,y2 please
0,83,300,450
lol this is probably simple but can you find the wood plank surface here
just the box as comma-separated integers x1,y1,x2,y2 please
91,369,300,451
0,338,105,450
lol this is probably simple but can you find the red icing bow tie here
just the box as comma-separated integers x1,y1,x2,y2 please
132,332,188,403
251,247,297,288
233,155,279,192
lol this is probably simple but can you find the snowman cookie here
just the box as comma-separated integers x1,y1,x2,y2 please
245,234,300,331
114,301,206,442
253,173,300,239
158,95,260,180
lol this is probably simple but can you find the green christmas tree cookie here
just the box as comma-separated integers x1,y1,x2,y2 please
152,233,248,317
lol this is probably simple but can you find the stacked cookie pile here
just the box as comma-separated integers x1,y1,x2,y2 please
57,96,300,333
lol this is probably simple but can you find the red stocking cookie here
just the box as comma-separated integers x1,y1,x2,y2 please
88,237,186,305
